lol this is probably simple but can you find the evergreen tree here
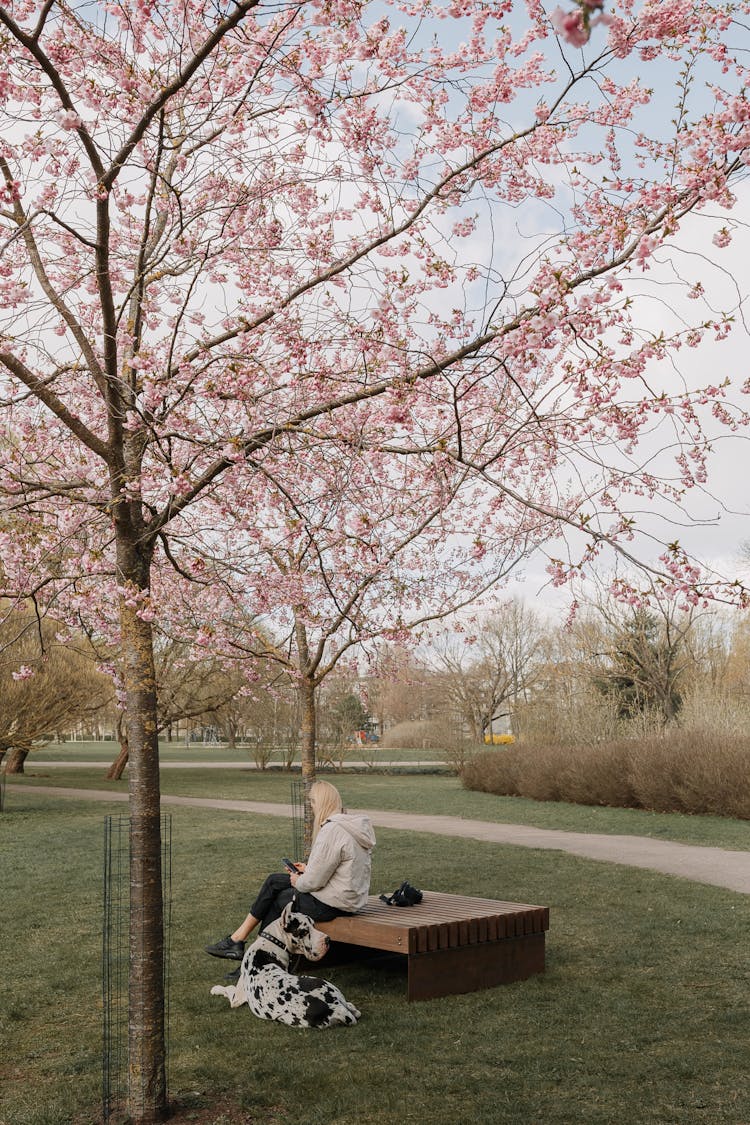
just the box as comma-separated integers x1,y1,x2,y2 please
594,609,685,724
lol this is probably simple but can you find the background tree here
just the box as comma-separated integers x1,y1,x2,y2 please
365,645,434,737
590,601,694,725
2,3,750,1120
0,607,113,771
724,616,750,702
104,637,246,779
214,670,302,767
317,677,371,760
428,600,545,742
511,611,620,746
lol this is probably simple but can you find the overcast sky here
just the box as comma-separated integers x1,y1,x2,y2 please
507,187,750,613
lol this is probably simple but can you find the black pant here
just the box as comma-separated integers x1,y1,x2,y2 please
249,872,348,932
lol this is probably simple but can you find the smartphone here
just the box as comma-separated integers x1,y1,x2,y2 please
282,858,299,873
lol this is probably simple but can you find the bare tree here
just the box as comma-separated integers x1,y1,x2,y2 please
364,645,433,736
106,639,247,778
428,601,545,741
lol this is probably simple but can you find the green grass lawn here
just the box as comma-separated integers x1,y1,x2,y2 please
2,785,749,1125
31,740,442,765
11,756,750,851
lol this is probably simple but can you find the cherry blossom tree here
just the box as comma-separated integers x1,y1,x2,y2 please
1,1,750,1119
178,445,537,820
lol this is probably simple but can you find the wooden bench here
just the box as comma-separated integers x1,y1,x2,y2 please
316,891,549,1002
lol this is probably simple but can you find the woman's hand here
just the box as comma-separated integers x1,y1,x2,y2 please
288,861,306,886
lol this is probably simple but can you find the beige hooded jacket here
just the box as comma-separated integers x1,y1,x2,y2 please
294,812,376,913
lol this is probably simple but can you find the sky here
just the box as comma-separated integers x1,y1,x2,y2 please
528,192,750,608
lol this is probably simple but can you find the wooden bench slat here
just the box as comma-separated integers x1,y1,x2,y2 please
321,897,549,943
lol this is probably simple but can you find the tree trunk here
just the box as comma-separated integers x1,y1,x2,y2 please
293,615,318,851
107,713,130,780
117,541,167,1124
298,674,317,852
107,736,129,781
5,747,29,774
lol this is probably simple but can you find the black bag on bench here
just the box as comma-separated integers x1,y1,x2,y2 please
380,881,423,907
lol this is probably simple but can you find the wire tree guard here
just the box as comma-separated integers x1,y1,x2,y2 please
102,815,172,1124
290,779,305,860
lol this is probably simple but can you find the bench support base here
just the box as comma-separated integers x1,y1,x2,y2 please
323,931,546,1001
407,931,545,1000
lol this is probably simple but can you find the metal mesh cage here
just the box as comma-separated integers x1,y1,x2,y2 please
290,779,305,860
102,814,172,1124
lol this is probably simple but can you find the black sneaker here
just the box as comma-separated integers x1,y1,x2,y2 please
224,966,242,982
205,935,245,960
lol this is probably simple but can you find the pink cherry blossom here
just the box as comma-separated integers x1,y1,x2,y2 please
54,108,81,130
551,6,590,46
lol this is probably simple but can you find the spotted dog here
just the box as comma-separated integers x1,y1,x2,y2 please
210,902,361,1028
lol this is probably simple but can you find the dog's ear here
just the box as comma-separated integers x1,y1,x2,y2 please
281,899,307,936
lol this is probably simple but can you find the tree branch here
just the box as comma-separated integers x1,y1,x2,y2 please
100,0,264,192
0,350,111,461
0,156,108,392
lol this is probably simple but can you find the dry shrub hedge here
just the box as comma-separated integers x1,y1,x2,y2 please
381,720,451,750
461,730,750,820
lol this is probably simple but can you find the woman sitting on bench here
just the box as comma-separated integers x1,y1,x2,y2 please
205,780,376,961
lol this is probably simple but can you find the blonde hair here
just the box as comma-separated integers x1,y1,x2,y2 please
309,780,343,839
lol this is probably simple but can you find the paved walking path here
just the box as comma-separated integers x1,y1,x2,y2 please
7,783,750,895
26,759,441,769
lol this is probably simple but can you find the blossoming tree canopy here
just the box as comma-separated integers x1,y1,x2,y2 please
0,0,749,626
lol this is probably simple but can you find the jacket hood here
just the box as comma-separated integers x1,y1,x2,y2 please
327,812,376,851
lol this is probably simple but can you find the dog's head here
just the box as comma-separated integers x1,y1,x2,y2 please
279,902,330,961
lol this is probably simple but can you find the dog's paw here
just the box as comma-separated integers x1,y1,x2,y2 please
326,1001,360,1026
210,985,229,997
